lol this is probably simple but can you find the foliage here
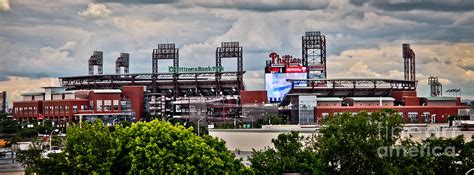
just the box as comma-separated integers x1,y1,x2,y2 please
65,120,120,174
0,112,18,134
317,109,403,174
253,114,288,128
121,119,247,174
250,131,322,174
21,119,247,174
390,135,474,174
250,109,474,174
15,141,45,173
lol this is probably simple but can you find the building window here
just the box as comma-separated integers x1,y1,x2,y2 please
322,113,329,121
423,112,430,123
104,100,111,111
408,112,418,123
73,106,78,113
113,100,119,111
398,112,403,119
97,100,103,111
90,100,94,111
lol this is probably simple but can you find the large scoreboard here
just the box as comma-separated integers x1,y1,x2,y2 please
265,53,308,103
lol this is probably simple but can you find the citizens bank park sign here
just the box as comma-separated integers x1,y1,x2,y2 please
168,66,224,73
267,52,307,73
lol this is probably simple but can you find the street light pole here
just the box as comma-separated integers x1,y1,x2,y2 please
197,117,204,136
49,129,60,151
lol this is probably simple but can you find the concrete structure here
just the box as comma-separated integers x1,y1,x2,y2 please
13,86,145,124
209,125,474,153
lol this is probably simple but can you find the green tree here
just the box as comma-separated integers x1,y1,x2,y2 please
121,119,247,174
391,135,474,174
15,141,44,173
316,109,403,174
65,120,121,174
250,131,322,174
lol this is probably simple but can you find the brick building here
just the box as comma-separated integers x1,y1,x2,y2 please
13,86,145,125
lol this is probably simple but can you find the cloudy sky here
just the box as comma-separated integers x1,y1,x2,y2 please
1,0,474,106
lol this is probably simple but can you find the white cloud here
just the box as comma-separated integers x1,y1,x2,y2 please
79,3,111,17
452,11,474,26
0,76,59,107
347,11,419,30
0,0,10,11
59,41,77,51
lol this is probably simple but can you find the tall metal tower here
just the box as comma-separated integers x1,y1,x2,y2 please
152,43,179,95
88,51,103,75
302,31,326,80
215,42,243,92
115,53,129,74
403,44,416,81
428,76,442,97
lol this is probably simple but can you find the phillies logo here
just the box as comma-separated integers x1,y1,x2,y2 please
269,52,302,66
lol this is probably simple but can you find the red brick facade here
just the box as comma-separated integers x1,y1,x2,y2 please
13,86,145,122
240,90,268,105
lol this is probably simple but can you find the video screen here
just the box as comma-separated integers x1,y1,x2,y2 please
265,73,306,102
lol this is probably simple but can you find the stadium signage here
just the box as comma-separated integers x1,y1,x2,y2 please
168,66,224,73
285,66,307,73
269,52,302,67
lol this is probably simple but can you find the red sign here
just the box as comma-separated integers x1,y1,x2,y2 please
285,66,307,73
269,67,281,72
269,52,302,66
38,113,44,120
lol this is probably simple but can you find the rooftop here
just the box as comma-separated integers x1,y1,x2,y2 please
21,92,45,96
346,97,395,101
317,97,343,102
91,89,122,94
424,97,458,101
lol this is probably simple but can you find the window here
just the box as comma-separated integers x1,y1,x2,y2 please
322,113,329,119
104,100,111,111
96,100,103,111
73,106,78,113
113,100,119,111
90,100,94,110
423,112,430,123
408,112,418,123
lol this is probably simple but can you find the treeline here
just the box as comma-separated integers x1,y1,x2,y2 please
16,109,474,174
17,120,250,174
250,109,474,174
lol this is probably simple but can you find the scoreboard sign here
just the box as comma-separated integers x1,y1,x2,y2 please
265,52,307,74
284,66,307,73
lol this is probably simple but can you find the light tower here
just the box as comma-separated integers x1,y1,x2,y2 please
151,43,179,95
115,53,129,74
403,44,416,81
215,42,243,92
428,76,442,97
88,51,103,75
302,31,326,80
